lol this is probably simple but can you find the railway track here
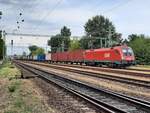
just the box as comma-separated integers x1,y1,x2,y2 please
24,61,150,88
127,68,150,72
44,62,150,77
15,61,150,113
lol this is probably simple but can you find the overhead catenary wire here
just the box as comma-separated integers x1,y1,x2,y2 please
27,0,41,13
34,0,63,32
102,0,133,14
2,0,134,37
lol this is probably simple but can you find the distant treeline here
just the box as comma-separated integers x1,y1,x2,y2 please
48,15,121,53
124,34,150,65
47,15,150,65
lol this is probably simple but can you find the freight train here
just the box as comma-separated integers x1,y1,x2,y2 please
22,45,135,68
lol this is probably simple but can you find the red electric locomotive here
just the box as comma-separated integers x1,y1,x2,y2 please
51,45,135,68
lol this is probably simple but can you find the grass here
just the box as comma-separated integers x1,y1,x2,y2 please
0,60,54,113
8,80,21,92
0,61,21,79
130,65,150,70
4,79,52,113
138,65,150,68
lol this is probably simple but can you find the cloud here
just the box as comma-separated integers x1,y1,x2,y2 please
0,0,39,7
1,0,150,38
2,0,150,55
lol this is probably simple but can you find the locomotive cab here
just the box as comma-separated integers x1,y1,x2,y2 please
121,47,135,66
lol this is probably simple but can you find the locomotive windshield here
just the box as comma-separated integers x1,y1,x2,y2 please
122,47,133,56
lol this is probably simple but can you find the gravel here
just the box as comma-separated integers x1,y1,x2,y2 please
22,62,150,102
19,64,104,113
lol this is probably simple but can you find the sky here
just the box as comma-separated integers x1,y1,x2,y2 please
0,0,150,37
0,0,150,55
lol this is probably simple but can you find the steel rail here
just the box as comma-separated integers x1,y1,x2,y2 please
126,68,150,72
44,62,150,77
27,61,150,88
15,61,150,113
15,62,117,113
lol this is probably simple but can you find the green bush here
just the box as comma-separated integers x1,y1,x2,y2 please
128,34,150,65
8,81,21,93
8,85,16,92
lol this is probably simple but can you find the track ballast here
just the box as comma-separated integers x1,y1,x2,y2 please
15,61,150,113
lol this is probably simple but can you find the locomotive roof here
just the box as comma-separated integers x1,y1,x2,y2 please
86,45,128,52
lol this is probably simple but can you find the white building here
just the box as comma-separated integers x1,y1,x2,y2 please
6,35,51,56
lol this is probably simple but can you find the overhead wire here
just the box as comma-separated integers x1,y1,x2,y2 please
102,0,133,14
3,0,133,35
93,0,109,13
33,0,63,32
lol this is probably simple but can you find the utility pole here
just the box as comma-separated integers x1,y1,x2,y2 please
2,31,6,60
108,25,112,47
0,11,2,20
105,38,107,47
11,39,13,58
89,34,94,49
100,38,102,48
61,37,65,52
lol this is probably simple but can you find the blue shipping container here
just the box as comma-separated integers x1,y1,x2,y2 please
37,54,45,61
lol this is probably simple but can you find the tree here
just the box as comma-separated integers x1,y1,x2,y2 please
84,15,120,49
48,26,71,53
128,34,145,42
69,39,81,51
79,36,91,49
28,45,45,56
127,34,150,65
28,45,38,56
122,39,129,45
48,34,63,53
0,30,2,38
60,26,71,51
85,15,115,37
35,48,45,55
61,26,71,37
